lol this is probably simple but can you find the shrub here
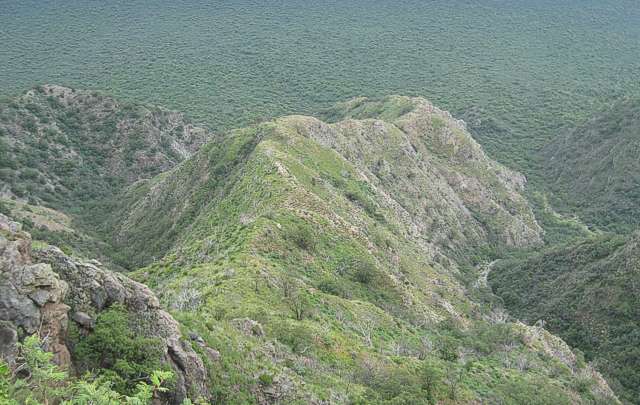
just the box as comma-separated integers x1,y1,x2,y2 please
22,117,38,133
317,277,352,298
19,168,39,180
288,291,311,321
351,258,376,285
71,304,169,395
0,201,10,216
258,373,273,386
0,334,174,404
286,222,315,251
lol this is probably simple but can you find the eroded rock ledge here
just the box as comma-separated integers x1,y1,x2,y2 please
0,214,211,403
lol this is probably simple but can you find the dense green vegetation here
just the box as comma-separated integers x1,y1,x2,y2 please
0,85,207,216
544,98,640,232
0,88,625,403
0,335,175,404
489,233,640,404
2,1,640,400
0,85,209,265
2,0,640,178
69,305,169,396
111,100,613,403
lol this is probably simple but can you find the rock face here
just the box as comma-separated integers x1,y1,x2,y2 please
286,96,542,259
0,214,210,403
0,214,71,366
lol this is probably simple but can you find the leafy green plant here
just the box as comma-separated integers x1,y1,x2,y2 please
286,222,316,251
1,335,175,404
71,304,169,395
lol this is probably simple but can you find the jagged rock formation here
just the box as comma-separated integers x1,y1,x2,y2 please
0,214,210,403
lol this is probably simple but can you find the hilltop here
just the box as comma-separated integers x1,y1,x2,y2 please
107,95,609,403
0,89,619,403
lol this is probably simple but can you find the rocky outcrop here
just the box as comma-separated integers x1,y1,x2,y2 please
0,214,71,366
0,214,211,403
279,96,542,260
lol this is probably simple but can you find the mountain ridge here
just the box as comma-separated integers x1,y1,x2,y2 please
0,87,621,404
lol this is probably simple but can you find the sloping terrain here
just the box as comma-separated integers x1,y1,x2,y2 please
105,96,614,403
109,96,541,269
489,233,640,404
544,98,640,232
0,213,211,403
0,85,211,262
0,84,210,218
0,90,621,403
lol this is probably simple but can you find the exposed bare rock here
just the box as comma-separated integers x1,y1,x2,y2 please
279,96,542,261
0,214,71,369
0,214,211,403
70,311,94,330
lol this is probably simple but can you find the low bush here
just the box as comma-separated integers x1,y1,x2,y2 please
71,304,169,395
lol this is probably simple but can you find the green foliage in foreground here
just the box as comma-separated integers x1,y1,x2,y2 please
69,304,169,396
0,335,173,404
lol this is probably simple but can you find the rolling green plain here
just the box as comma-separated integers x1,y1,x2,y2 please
2,0,640,176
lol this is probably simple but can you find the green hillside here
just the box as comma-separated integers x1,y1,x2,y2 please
1,1,640,403
104,96,613,403
0,84,210,263
489,234,640,404
544,98,640,232
1,90,621,403
107,96,542,269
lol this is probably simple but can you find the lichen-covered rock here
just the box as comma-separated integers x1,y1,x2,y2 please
0,214,71,368
0,214,211,403
70,311,94,330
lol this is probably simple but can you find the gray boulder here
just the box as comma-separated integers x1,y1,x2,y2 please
0,214,211,403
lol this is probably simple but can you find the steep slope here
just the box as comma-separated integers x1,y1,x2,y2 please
489,233,640,404
544,98,640,232
0,85,211,262
104,97,615,403
0,84,209,213
109,96,541,269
